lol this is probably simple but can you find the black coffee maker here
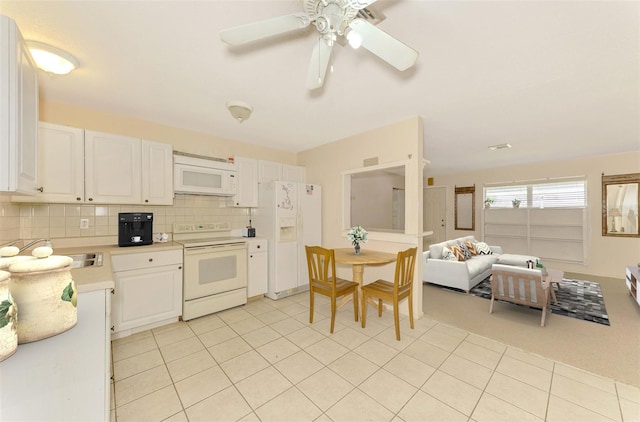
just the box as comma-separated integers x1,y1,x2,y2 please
118,213,153,247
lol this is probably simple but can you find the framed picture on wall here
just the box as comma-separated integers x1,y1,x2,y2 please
455,185,475,231
602,173,639,237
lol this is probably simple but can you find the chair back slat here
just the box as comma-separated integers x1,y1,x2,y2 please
306,245,337,291
491,266,546,307
394,247,417,293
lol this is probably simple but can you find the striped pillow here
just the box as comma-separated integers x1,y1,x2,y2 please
449,244,466,261
441,246,458,261
465,240,478,256
475,242,493,255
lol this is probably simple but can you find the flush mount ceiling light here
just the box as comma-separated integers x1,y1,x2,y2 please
26,41,79,75
488,143,512,151
226,101,253,123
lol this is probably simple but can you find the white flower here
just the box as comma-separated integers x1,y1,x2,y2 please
347,225,368,245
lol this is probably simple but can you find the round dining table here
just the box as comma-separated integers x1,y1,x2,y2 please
333,248,397,315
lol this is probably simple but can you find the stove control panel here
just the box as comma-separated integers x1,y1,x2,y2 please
173,222,231,234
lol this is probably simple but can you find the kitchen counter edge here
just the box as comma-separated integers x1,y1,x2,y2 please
55,242,184,294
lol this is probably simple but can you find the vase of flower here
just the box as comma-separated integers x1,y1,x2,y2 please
347,225,368,255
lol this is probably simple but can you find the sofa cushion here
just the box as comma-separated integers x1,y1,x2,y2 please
465,240,478,256
441,246,458,261
476,241,493,255
474,254,500,266
458,241,472,260
465,257,492,278
430,243,445,259
449,244,466,261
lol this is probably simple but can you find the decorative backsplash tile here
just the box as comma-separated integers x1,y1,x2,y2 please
0,194,250,244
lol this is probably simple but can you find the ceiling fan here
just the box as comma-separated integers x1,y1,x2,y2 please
220,0,419,90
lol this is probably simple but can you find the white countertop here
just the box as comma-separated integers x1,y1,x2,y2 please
54,242,183,293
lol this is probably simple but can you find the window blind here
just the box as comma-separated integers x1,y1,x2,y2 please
485,179,586,208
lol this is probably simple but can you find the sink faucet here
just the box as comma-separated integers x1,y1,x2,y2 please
19,239,52,253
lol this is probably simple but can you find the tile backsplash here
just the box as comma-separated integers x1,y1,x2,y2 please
0,194,251,244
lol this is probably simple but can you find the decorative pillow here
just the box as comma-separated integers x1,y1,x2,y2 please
464,240,478,256
449,244,466,261
457,241,472,260
441,246,458,261
475,241,493,255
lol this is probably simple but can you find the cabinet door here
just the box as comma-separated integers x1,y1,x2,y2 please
14,122,84,203
258,160,282,184
282,164,305,183
234,156,258,207
112,265,183,333
248,239,268,297
142,139,173,205
85,130,141,204
0,16,38,194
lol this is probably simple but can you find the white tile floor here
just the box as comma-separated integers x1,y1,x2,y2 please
111,292,640,422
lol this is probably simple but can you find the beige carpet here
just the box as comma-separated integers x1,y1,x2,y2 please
422,272,640,388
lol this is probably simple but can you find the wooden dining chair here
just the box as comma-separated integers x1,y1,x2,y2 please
305,245,359,333
360,247,417,340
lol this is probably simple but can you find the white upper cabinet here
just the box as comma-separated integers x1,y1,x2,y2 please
142,140,173,205
85,130,142,204
233,156,258,207
258,160,305,184
282,164,305,183
13,125,174,205
258,160,282,184
17,122,85,203
0,16,38,194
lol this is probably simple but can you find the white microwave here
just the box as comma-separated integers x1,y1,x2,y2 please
174,154,237,196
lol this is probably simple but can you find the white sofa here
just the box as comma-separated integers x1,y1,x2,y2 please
422,236,503,292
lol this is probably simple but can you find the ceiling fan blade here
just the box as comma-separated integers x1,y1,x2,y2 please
306,37,333,90
348,18,419,71
220,13,310,46
347,0,378,10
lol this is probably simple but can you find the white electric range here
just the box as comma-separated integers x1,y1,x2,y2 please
173,222,248,320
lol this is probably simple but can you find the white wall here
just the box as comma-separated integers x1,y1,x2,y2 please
39,100,296,164
298,116,424,318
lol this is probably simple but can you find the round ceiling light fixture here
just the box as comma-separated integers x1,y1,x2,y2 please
226,101,253,123
26,41,79,75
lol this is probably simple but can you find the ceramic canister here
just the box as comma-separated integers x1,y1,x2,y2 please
0,270,18,361
8,247,77,344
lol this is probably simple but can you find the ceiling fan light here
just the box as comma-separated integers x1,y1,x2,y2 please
226,101,253,123
26,41,79,75
346,30,362,49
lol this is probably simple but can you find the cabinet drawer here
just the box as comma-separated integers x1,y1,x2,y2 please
111,249,182,272
248,239,267,253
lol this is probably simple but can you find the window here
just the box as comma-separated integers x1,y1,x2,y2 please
483,178,587,265
484,179,586,209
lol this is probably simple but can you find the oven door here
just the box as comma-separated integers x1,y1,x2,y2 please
183,243,247,301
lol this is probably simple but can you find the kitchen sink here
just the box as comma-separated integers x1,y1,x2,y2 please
68,252,103,268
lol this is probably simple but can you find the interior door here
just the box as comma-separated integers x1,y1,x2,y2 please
424,186,446,246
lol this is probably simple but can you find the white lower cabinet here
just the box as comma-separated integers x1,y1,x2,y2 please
111,249,183,337
247,238,268,297
0,288,111,421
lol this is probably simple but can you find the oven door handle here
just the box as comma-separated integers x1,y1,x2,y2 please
184,243,247,252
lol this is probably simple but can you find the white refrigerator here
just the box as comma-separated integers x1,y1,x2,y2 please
255,181,322,300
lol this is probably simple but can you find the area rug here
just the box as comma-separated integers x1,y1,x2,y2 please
448,278,610,326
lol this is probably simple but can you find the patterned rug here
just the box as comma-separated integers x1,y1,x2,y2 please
447,278,610,326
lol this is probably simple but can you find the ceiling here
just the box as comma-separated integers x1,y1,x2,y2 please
2,0,638,175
